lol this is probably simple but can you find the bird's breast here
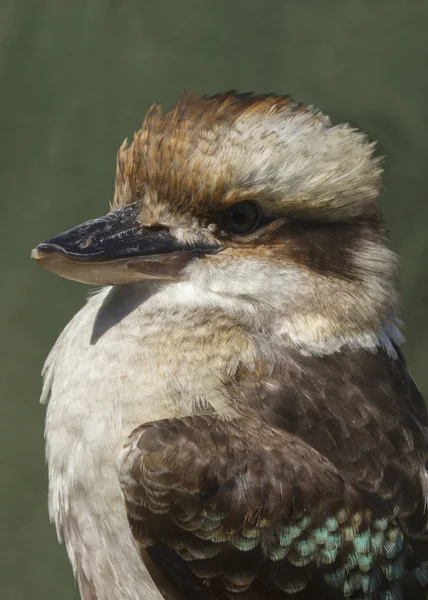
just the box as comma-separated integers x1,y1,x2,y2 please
44,283,257,499
45,282,255,436
42,282,256,599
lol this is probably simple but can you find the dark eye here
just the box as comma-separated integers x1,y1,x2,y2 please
220,200,260,235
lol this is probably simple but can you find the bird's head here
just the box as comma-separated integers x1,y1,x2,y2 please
33,92,400,352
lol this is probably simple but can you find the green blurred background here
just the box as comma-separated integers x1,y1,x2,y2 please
1,1,428,598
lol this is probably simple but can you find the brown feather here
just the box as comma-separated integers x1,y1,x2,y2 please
118,347,428,600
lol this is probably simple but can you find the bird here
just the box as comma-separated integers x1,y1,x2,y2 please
32,92,428,600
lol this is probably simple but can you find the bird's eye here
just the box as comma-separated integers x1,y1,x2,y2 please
220,200,260,235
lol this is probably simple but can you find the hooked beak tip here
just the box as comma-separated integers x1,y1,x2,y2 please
31,243,65,260
31,246,45,260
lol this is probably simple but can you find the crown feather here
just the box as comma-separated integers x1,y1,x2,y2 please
113,92,383,222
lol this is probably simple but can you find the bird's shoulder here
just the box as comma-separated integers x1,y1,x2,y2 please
250,345,428,499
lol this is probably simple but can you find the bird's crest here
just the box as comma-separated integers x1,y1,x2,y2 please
114,92,383,222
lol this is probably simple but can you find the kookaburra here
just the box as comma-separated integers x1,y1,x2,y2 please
32,93,428,600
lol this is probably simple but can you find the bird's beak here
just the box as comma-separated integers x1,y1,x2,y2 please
31,203,218,285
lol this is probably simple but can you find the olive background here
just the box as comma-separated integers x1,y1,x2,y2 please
1,1,428,598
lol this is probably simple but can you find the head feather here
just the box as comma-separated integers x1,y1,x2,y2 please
113,92,382,222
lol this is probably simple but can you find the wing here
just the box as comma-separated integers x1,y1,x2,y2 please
119,414,350,600
118,347,428,600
